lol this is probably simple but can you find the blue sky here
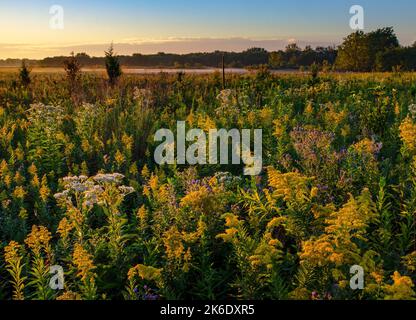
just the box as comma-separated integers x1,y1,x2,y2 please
0,0,415,58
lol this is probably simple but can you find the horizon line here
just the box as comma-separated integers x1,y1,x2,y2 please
0,36,348,60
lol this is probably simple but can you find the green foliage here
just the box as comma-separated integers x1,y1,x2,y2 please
0,71,415,300
336,28,399,72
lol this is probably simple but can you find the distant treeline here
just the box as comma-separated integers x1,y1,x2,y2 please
0,47,338,69
0,48,294,69
1,27,416,71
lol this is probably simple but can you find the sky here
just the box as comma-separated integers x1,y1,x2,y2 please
0,0,415,59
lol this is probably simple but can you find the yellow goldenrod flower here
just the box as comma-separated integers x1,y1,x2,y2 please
27,163,37,175
352,138,382,156
0,159,8,176
247,111,256,126
197,114,216,132
300,237,335,267
4,241,22,265
14,171,24,185
114,150,125,166
13,186,27,200
399,116,416,153
137,205,147,220
163,226,185,261
73,244,96,282
31,174,40,188
4,241,25,300
149,174,158,192
81,161,89,176
128,264,162,284
371,272,384,284
56,291,82,300
304,101,314,116
272,119,284,138
14,147,24,161
260,107,273,125
129,162,138,176
39,175,50,202
341,124,350,137
4,174,12,188
180,186,209,209
268,167,313,203
19,208,28,220
57,217,74,240
310,186,319,198
186,110,195,126
223,213,240,228
24,225,52,256
384,271,415,300
141,164,150,179
143,185,151,197
81,139,91,153
183,248,192,272
402,251,416,272
216,227,238,243
122,133,133,152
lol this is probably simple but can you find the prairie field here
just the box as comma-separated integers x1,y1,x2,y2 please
0,70,415,300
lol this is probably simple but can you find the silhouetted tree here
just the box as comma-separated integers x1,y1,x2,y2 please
63,51,81,90
105,44,122,85
310,62,320,81
19,60,31,87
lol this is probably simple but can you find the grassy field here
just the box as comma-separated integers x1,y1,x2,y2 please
0,70,415,300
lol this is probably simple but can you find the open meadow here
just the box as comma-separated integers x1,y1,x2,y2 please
0,70,415,300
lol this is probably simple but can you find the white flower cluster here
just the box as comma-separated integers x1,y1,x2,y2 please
84,185,104,208
93,173,125,184
215,171,242,186
75,103,104,138
409,104,416,119
133,87,153,106
54,173,135,209
215,89,240,117
26,103,64,133
118,185,136,196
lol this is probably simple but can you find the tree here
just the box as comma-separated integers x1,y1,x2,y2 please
310,62,320,81
19,60,31,87
367,27,399,70
105,44,122,85
63,52,81,90
376,47,416,71
336,28,399,72
269,51,285,69
335,31,371,71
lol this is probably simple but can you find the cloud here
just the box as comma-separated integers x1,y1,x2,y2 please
0,37,337,59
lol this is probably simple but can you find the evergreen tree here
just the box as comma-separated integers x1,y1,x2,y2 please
19,60,31,87
63,51,81,90
105,44,122,86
